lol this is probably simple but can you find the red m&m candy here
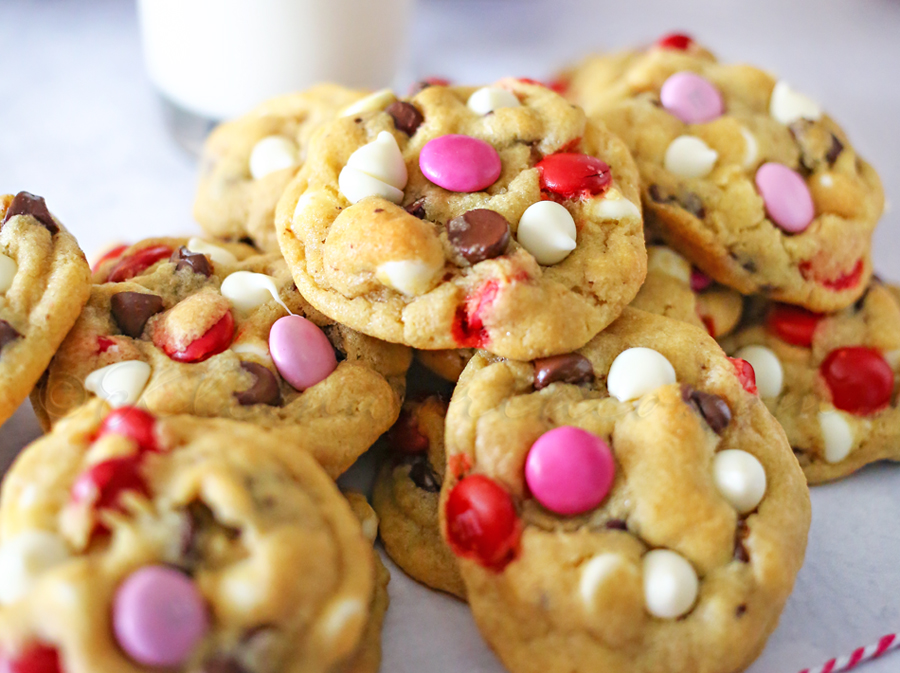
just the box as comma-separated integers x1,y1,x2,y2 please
536,153,612,200
656,32,694,50
445,474,520,570
820,347,893,416
0,644,62,673
96,407,159,453
728,357,758,395
164,311,234,364
71,456,148,512
106,245,174,283
766,304,822,347
387,408,429,454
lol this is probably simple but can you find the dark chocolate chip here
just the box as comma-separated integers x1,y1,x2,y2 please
406,454,440,493
234,362,282,407
734,519,750,563
680,192,705,219
181,501,241,568
681,385,732,434
648,184,670,204
0,320,22,353
827,134,845,164
527,141,543,165
736,604,747,618
533,353,594,390
386,101,423,136
171,246,213,277
110,291,164,338
201,656,249,673
1,191,58,234
447,209,510,264
604,518,628,531
405,198,426,219
238,236,255,247
741,259,758,273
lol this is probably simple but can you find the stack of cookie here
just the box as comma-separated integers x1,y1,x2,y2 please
0,30,890,673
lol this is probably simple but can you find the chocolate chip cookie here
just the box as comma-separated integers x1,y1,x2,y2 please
194,84,368,252
720,281,900,483
561,36,884,312
0,401,383,672
275,78,646,360
32,237,410,477
0,192,91,427
439,308,810,673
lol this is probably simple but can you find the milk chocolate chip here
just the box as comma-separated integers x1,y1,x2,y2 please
533,353,594,390
681,385,732,434
2,191,58,234
171,247,212,277
234,361,282,407
387,101,423,136
447,209,510,264
110,291,164,338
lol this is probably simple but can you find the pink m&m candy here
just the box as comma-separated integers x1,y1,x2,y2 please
419,134,502,192
755,162,815,233
269,315,337,391
525,426,615,516
113,565,208,667
660,72,724,124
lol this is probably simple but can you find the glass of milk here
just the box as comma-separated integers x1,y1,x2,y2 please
137,0,414,153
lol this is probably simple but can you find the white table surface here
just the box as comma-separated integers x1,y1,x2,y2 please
1,1,899,672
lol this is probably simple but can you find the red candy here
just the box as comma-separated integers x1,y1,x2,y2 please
536,153,611,200
388,409,429,454
164,312,234,363
0,644,62,673
728,357,758,395
690,268,712,292
91,244,128,274
799,259,864,292
820,347,893,416
445,474,520,570
656,32,694,50
766,304,822,347
107,245,174,283
97,336,116,354
451,281,499,349
71,456,149,512
96,407,159,453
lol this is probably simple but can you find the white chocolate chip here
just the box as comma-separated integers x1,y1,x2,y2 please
0,531,70,605
770,81,822,125
607,347,677,403
339,89,397,117
467,86,521,115
819,174,834,188
84,360,151,407
590,188,642,222
186,238,238,265
346,131,408,190
664,135,718,178
375,260,440,296
579,554,625,610
819,410,855,463
220,271,291,314
740,127,758,169
248,135,299,180
712,450,767,514
734,345,783,398
642,549,698,619
0,253,17,294
321,597,366,642
360,518,378,544
516,201,577,266
647,246,691,284
231,342,271,360
338,166,405,205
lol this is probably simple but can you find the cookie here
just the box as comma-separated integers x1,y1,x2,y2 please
439,308,810,673
0,401,382,672
275,78,646,360
372,395,466,598
720,281,900,483
193,84,368,252
0,192,91,426
561,36,884,312
32,237,410,477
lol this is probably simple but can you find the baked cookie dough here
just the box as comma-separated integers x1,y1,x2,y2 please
720,281,900,483
0,192,91,426
194,84,368,252
440,308,810,673
33,237,410,477
276,78,646,360
0,401,382,673
561,35,884,312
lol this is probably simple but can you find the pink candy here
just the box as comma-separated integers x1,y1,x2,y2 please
755,162,815,233
660,72,724,124
269,315,337,391
419,134,502,192
113,565,208,667
524,426,615,516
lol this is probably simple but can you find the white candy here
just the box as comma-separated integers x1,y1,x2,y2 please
84,360,151,407
0,253,17,294
579,554,625,610
664,136,718,178
712,449,767,514
607,347,677,403
221,271,291,314
642,549,698,619
339,89,397,117
375,260,439,296
740,127,759,168
248,135,299,180
0,531,70,605
770,81,822,125
186,238,238,265
590,189,642,222
734,345,783,398
819,410,855,463
345,131,408,190
647,246,691,284
467,86,521,115
516,201,577,266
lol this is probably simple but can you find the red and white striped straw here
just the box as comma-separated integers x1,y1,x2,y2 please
798,634,900,673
